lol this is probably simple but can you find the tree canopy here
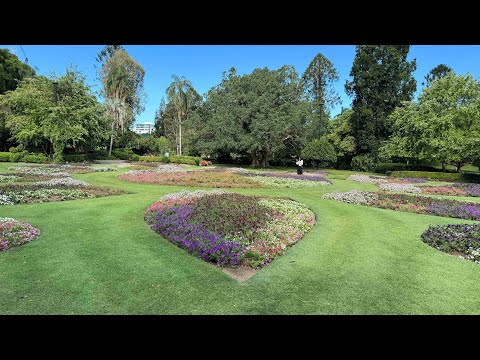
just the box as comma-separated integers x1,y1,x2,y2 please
0,68,107,161
380,72,480,171
193,66,309,166
345,45,417,155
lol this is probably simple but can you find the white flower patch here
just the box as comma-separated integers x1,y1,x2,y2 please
322,190,378,205
378,182,421,193
347,174,388,184
0,175,19,183
156,164,189,173
0,195,14,205
36,177,90,187
160,189,228,201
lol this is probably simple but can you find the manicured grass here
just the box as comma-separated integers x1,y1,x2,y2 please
1,162,480,314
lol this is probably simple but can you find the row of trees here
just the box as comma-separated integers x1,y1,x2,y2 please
0,46,147,161
1,45,479,170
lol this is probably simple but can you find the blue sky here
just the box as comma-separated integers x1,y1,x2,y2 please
2,45,480,124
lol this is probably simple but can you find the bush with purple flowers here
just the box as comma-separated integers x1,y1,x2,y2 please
145,190,316,268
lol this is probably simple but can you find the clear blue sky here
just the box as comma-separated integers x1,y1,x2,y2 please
2,45,480,124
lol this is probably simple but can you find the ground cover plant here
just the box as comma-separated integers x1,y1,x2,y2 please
323,190,480,221
421,224,480,264
145,190,316,269
0,217,40,251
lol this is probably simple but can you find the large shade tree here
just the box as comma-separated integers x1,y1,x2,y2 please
193,66,309,166
345,45,417,155
380,72,480,172
0,68,107,161
0,49,36,151
98,48,145,155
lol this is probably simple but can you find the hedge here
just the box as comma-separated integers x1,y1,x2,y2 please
111,148,140,161
0,152,10,162
138,155,201,165
375,163,453,174
64,154,88,162
169,155,200,165
22,153,49,163
390,171,463,182
139,155,170,163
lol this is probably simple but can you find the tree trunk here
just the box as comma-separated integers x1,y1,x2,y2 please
441,162,445,171
251,153,260,167
455,162,464,173
108,122,115,156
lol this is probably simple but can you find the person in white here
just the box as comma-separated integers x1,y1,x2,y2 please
296,158,303,175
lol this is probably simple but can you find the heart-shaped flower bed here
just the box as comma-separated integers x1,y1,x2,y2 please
145,190,316,269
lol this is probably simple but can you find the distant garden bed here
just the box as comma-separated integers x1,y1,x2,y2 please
118,166,332,188
0,166,124,205
323,190,480,221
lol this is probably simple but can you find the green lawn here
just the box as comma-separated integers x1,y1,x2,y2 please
1,162,480,314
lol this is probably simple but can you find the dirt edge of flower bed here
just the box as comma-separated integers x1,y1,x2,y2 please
222,266,258,281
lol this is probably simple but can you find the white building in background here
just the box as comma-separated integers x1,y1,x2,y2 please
131,122,154,135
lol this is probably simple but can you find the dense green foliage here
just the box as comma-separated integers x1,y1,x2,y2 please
99,48,145,155
302,137,337,169
0,68,108,162
193,67,309,166
381,72,480,172
390,171,463,182
0,49,36,151
345,45,417,155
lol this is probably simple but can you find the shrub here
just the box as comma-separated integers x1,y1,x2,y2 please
0,152,11,162
169,155,200,165
374,163,449,174
351,154,376,172
461,172,480,184
139,155,170,163
64,154,87,162
112,148,140,161
390,171,463,182
302,137,337,169
8,145,24,153
22,153,49,163
8,150,29,162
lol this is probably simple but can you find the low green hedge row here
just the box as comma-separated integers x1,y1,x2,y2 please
375,163,454,174
139,155,201,165
0,151,48,163
390,170,480,183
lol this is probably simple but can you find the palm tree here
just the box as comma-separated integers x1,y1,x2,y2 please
166,75,200,156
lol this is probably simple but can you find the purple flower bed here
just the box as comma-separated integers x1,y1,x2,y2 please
421,224,480,264
148,205,245,267
426,204,480,220
452,183,480,197
401,177,427,183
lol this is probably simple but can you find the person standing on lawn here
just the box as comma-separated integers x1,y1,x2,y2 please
296,158,303,175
